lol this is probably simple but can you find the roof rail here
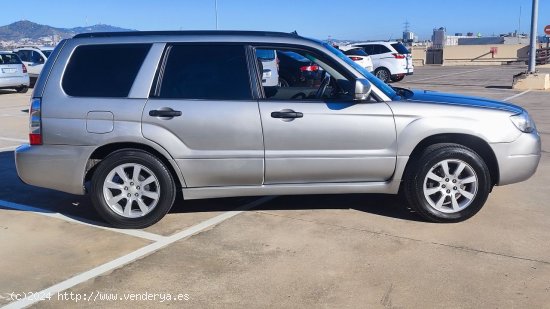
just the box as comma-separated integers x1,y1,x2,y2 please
73,30,300,39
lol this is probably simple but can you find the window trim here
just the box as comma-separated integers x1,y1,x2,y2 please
150,42,255,101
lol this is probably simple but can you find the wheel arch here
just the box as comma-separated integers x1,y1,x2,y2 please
84,142,186,189
403,133,499,187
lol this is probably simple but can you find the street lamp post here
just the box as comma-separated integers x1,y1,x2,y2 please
214,0,219,30
528,0,539,73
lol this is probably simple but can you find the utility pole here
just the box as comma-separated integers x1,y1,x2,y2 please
214,0,219,30
528,0,539,73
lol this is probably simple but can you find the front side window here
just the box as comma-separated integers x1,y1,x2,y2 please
157,45,251,100
16,50,30,62
62,44,151,97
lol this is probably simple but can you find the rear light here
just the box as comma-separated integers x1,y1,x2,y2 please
393,53,406,59
349,57,363,61
299,65,319,72
29,98,42,145
22,64,27,73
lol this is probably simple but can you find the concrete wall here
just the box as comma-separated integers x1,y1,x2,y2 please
442,44,529,66
411,47,427,66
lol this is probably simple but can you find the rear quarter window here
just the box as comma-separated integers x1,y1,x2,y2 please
391,43,411,54
62,44,151,97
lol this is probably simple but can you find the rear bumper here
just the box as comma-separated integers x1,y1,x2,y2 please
491,132,541,186
0,75,30,88
15,144,94,195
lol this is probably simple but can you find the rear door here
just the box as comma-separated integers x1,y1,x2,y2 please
142,44,264,188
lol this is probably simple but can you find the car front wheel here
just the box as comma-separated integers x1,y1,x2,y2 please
90,149,176,228
403,143,491,222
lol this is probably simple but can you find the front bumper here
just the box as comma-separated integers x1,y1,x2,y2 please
491,131,541,186
15,144,95,195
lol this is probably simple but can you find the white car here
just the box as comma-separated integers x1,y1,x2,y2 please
256,49,279,87
13,46,54,78
0,52,30,93
348,41,413,83
340,46,374,72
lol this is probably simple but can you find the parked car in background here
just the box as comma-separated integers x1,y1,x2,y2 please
256,49,279,87
349,41,413,83
15,31,540,229
13,46,54,78
340,46,374,72
277,50,323,87
0,51,30,93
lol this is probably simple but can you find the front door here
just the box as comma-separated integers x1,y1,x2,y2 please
255,47,397,184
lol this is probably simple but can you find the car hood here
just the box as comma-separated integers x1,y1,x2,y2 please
403,89,524,114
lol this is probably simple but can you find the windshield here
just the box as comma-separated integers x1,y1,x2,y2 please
0,53,22,64
322,42,397,99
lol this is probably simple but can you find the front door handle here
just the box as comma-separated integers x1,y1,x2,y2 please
271,110,303,119
149,109,182,118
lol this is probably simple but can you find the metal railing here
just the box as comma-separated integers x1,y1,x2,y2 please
536,48,550,65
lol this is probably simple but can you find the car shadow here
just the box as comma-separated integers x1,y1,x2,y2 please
0,150,424,227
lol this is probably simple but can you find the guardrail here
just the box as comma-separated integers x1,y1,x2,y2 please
536,48,550,65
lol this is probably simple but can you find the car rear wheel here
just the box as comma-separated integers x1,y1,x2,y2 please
91,149,176,228
374,68,391,83
16,86,28,93
278,78,289,87
402,143,491,222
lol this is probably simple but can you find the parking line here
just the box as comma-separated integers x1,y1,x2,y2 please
0,146,17,152
0,200,165,242
405,68,490,82
1,195,275,309
502,89,531,102
0,137,26,143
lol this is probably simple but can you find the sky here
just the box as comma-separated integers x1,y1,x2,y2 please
2,0,550,41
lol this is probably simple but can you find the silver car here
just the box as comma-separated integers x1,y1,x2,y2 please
15,31,541,228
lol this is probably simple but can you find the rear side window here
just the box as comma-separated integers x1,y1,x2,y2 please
62,44,151,97
391,43,411,54
0,53,22,64
157,45,251,100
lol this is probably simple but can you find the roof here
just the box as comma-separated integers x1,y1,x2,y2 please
74,30,300,39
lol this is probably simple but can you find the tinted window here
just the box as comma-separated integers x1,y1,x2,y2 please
279,51,309,62
344,48,368,56
361,45,374,55
256,49,275,61
16,50,30,62
0,53,22,64
391,43,411,54
158,45,251,100
378,45,392,54
42,50,52,58
63,44,150,97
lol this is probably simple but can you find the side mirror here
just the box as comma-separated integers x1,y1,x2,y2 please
354,79,372,101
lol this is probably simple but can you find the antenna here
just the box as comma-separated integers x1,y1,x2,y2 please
518,5,522,35
404,20,410,32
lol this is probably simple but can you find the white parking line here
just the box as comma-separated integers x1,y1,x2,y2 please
405,68,490,82
502,89,531,102
0,146,17,152
1,195,276,309
2,196,276,309
0,200,165,242
0,137,26,143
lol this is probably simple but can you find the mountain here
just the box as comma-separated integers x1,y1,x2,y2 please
0,20,134,41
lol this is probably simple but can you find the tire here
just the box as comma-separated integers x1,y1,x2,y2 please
374,68,391,83
402,143,491,223
90,149,176,228
390,75,405,82
16,86,29,93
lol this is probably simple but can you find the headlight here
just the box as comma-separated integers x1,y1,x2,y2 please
510,112,536,133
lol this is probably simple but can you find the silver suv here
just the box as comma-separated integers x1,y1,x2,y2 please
15,31,541,228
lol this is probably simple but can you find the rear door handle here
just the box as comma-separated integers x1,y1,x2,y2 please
271,110,303,119
149,109,182,118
